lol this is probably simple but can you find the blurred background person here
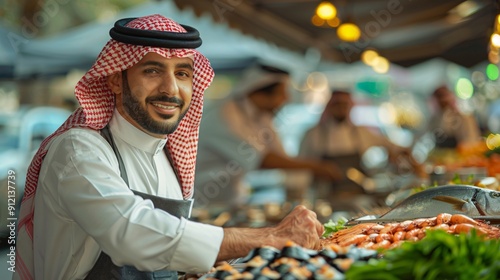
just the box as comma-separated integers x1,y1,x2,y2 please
194,62,341,213
299,89,424,212
427,85,482,149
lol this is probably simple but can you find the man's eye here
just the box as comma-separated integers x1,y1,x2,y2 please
144,68,159,74
177,71,191,78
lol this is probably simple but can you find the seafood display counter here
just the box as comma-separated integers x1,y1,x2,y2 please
200,184,500,279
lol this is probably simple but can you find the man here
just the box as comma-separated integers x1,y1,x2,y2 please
14,15,323,280
427,85,481,149
299,90,424,210
194,63,341,210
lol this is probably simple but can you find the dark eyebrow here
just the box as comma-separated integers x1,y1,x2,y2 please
176,62,193,71
138,60,193,71
139,61,166,68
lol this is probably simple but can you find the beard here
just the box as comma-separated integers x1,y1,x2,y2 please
121,72,188,135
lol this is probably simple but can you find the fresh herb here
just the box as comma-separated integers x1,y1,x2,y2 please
450,173,475,185
410,183,437,195
410,174,476,195
346,230,500,280
322,218,347,238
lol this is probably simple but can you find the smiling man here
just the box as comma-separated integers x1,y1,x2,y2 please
110,55,193,136
13,15,324,280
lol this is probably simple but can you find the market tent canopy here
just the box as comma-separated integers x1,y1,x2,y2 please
0,23,20,78
14,0,313,78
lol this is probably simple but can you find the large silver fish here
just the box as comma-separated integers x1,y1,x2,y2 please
379,185,500,220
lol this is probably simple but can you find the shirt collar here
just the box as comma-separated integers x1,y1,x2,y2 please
109,109,167,155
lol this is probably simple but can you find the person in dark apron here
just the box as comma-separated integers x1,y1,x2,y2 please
83,126,191,280
300,90,423,212
427,85,481,149
14,15,325,280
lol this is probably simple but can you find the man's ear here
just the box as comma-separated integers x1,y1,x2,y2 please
107,72,122,95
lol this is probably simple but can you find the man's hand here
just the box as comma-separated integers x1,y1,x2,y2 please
270,205,324,250
217,205,324,262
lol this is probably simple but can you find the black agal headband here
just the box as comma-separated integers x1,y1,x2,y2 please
109,17,202,49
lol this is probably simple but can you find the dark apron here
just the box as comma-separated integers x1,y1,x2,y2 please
433,130,458,149
84,126,193,280
321,153,366,195
314,124,368,211
321,123,366,195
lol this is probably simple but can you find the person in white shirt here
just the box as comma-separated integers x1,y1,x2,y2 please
299,89,423,211
194,63,341,210
426,85,482,149
13,15,324,280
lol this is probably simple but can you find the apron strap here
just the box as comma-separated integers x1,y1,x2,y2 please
85,125,192,280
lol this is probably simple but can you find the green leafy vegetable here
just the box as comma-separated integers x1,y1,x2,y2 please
322,218,347,238
346,229,500,280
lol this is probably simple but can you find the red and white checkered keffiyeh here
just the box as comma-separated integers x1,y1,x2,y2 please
15,14,214,280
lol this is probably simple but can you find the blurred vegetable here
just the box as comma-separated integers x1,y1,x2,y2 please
322,218,347,238
346,229,500,280
410,174,477,195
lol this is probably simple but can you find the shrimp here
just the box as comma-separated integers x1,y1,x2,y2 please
404,228,421,240
451,223,476,234
338,234,368,247
436,213,452,225
428,223,450,232
365,224,385,235
380,223,397,234
450,214,478,226
393,220,413,232
357,241,375,249
367,233,379,242
417,230,426,240
375,233,392,243
452,224,489,236
393,231,406,242
371,239,391,250
388,240,405,249
333,223,376,238
417,217,437,228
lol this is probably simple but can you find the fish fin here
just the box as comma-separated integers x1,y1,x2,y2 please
432,195,468,211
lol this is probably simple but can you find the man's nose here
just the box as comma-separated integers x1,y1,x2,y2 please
159,73,178,96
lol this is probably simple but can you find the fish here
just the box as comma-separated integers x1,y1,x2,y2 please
378,185,500,220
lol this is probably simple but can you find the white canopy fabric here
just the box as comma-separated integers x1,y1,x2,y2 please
0,23,20,78
14,0,311,78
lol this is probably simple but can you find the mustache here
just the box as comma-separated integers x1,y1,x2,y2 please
146,96,185,107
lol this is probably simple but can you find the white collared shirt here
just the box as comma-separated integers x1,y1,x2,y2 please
28,110,223,280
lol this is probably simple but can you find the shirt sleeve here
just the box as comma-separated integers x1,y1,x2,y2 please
46,129,223,273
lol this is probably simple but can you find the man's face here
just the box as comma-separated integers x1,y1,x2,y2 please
328,92,353,122
433,87,455,110
112,53,194,137
256,82,289,113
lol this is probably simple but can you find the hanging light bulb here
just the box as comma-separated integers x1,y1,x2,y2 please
311,14,325,26
337,22,361,42
316,2,337,20
496,14,500,32
372,56,390,73
491,33,500,48
327,17,340,28
361,49,379,66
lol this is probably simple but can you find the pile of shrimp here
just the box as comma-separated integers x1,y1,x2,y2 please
322,213,500,250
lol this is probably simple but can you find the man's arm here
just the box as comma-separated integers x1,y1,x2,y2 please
217,205,323,261
260,151,342,181
47,129,222,273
